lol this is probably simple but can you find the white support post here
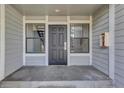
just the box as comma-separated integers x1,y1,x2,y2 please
109,4,115,80
0,4,5,81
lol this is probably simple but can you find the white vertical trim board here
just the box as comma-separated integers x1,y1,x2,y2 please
67,16,70,66
45,16,49,66
23,16,26,66
0,4,5,81
109,4,115,80
89,16,92,65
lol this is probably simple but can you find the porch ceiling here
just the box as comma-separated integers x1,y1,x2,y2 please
11,4,103,16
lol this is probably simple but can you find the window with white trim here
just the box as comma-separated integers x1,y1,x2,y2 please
26,23,45,53
70,23,89,53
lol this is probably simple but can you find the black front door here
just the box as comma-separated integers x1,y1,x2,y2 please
49,25,67,65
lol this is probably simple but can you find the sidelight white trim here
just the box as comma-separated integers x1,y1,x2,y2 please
45,16,49,66
67,16,70,66
89,16,92,65
109,4,115,80
0,4,5,81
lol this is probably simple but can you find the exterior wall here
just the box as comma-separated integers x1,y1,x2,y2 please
25,55,46,66
25,16,91,66
5,5,23,76
70,55,90,65
92,5,109,75
114,4,124,87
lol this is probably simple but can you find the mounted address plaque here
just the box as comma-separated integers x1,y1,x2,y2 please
100,32,109,48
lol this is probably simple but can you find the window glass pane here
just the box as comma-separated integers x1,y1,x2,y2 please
70,24,89,53
71,39,89,53
82,24,89,37
26,23,45,38
70,24,89,38
26,39,45,53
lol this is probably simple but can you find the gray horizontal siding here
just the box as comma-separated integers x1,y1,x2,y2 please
92,5,109,75
115,4,124,87
5,5,23,77
25,56,46,66
70,56,90,65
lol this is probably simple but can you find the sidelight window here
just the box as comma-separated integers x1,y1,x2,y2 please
70,24,89,53
26,23,45,53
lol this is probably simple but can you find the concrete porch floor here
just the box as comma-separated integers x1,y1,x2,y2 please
0,66,113,88
3,66,109,81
